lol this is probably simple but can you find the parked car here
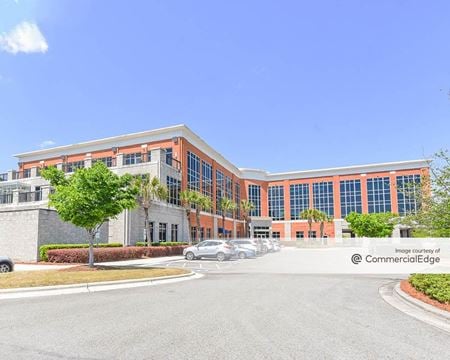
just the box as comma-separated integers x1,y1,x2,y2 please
262,239,274,253
271,239,281,252
183,240,235,261
232,245,256,259
230,240,259,255
0,256,14,273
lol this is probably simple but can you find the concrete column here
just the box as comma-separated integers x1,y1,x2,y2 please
7,170,15,181
85,157,92,168
150,148,164,163
30,166,38,178
12,189,19,205
116,153,124,167
56,163,63,171
41,186,51,202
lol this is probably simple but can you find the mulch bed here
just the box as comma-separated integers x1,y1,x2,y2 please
400,280,450,312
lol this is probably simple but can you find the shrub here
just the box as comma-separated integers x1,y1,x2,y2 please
409,274,450,304
135,242,188,247
39,243,122,261
47,245,187,263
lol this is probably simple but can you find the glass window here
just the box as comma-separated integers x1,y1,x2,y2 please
167,176,181,206
64,161,85,173
397,175,421,215
225,176,233,217
93,157,113,167
216,169,224,215
367,177,391,213
171,224,178,242
165,148,173,166
206,228,212,239
187,151,200,191
296,231,304,239
159,223,167,242
313,182,334,217
290,184,309,220
248,184,261,216
272,231,281,238
268,185,284,220
201,161,213,207
340,179,362,218
123,153,142,166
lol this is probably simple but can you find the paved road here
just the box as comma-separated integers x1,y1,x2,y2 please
1,249,449,359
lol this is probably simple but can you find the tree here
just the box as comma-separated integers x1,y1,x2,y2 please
41,162,138,267
240,199,255,238
300,209,321,238
316,210,332,238
405,150,450,237
194,193,212,242
180,190,196,245
135,175,168,246
345,212,397,237
219,198,236,239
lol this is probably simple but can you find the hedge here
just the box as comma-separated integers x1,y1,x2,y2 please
46,245,187,263
135,242,188,247
409,274,450,304
39,243,123,261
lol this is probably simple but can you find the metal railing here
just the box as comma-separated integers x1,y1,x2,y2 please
18,191,43,203
0,193,13,204
12,170,32,180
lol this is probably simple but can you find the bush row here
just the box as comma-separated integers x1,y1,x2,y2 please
409,274,450,304
46,245,187,263
135,241,188,247
39,243,123,261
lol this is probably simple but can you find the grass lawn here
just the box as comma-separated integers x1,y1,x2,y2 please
409,274,450,304
0,266,189,289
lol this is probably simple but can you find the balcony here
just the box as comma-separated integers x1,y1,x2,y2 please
18,190,43,203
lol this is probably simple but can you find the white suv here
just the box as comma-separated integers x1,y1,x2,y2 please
183,240,235,261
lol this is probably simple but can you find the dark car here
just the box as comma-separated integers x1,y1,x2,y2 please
0,256,14,273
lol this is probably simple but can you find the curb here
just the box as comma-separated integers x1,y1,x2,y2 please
0,271,202,300
394,283,450,320
379,281,450,334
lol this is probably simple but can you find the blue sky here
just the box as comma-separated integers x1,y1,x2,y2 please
0,0,449,172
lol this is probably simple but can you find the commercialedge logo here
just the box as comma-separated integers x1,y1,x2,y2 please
351,253,441,265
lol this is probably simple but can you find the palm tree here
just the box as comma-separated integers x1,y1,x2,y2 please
135,175,168,246
180,189,196,245
194,193,212,243
300,209,321,239
219,198,236,239
316,210,332,238
240,199,255,238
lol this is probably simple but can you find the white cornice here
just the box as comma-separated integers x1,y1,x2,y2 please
13,124,430,181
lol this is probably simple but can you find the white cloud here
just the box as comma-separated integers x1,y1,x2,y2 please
39,140,56,148
0,21,48,54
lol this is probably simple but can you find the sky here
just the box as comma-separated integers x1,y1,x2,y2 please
0,0,449,172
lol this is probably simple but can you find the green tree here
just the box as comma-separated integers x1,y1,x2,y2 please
41,162,138,267
316,211,332,238
406,150,450,237
219,198,236,239
135,175,168,246
180,190,211,244
180,190,196,245
300,209,321,238
345,212,397,237
240,199,255,238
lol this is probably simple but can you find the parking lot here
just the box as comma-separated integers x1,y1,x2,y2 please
161,256,258,273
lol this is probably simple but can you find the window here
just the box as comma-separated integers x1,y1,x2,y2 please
216,169,224,215
191,226,197,242
159,223,167,242
146,151,152,162
93,157,113,167
235,182,241,219
167,176,181,206
144,222,154,243
268,185,284,220
367,177,391,213
313,182,334,217
206,228,212,239
64,161,84,173
290,184,309,220
165,148,173,165
272,231,281,239
123,153,142,166
296,231,304,239
187,151,200,191
201,161,213,205
200,227,205,241
225,176,233,217
397,175,421,215
248,184,261,216
340,180,362,218
23,169,31,178
308,231,317,238
171,224,178,242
